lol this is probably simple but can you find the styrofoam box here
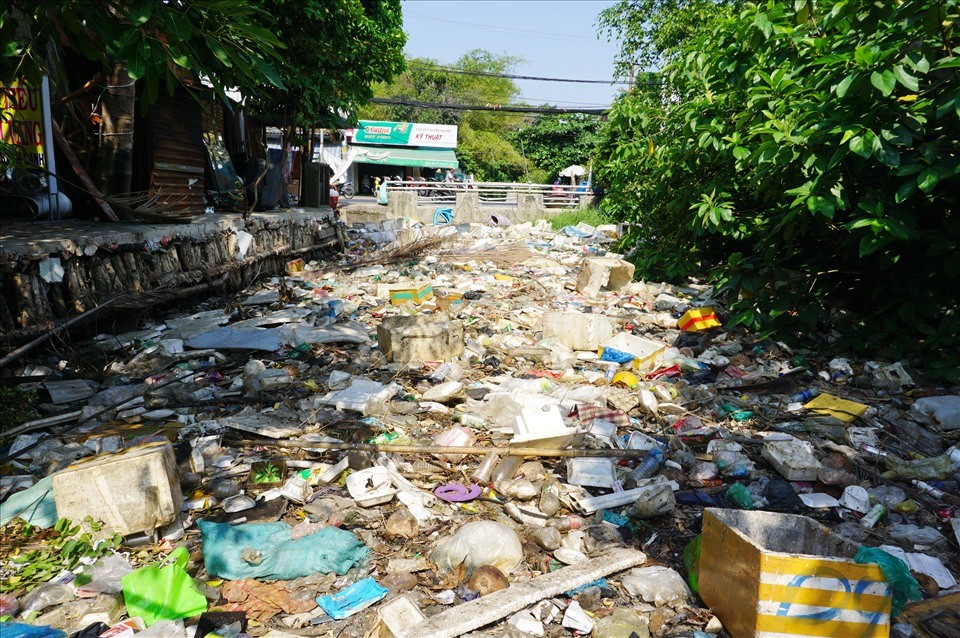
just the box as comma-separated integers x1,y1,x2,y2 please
52,441,182,538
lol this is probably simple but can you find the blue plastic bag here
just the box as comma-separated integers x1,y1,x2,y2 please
198,520,369,581
316,578,388,620
600,347,635,365
0,622,66,638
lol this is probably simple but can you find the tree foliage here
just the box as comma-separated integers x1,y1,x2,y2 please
597,1,960,378
1,0,286,112
243,0,406,130
359,50,537,181
1,0,406,126
598,0,741,73
512,114,602,180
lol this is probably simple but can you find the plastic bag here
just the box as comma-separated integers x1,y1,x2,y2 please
682,535,701,594
882,454,952,480
75,553,132,597
430,520,523,575
854,546,921,616
621,566,691,606
0,622,65,638
21,583,73,613
121,546,208,627
198,520,369,581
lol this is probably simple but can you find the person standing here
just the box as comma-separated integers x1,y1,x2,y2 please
329,181,339,210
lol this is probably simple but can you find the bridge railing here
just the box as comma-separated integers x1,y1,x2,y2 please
383,180,589,209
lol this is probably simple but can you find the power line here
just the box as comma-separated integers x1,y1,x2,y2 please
408,62,635,85
369,98,608,115
405,11,605,43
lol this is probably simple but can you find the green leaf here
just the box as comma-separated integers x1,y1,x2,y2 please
895,181,917,203
128,0,153,25
870,70,895,96
893,65,919,91
917,168,939,193
859,235,880,257
127,38,149,80
836,74,856,97
849,132,874,158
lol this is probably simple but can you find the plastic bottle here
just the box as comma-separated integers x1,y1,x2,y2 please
860,504,886,528
859,444,889,459
912,479,945,499
491,456,523,484
790,388,820,403
625,447,666,487
471,452,500,484
539,479,561,517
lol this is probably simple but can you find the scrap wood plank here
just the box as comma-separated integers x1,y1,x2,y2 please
398,548,647,638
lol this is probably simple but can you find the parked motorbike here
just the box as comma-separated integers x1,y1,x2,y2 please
337,179,356,199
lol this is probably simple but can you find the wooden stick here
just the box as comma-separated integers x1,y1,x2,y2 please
227,437,651,458
51,122,120,221
0,295,122,369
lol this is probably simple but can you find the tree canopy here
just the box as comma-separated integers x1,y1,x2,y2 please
1,0,406,125
511,114,602,180
596,1,960,378
359,50,538,182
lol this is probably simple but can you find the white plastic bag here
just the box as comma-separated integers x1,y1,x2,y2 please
621,566,690,606
430,521,523,575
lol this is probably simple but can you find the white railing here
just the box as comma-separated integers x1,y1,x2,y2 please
383,180,591,209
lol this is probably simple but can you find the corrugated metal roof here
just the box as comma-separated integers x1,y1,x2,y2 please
150,91,206,215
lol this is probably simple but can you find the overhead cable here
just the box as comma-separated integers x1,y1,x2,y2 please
369,98,608,115
407,62,639,85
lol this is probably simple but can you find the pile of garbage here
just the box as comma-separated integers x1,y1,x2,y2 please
1,218,958,638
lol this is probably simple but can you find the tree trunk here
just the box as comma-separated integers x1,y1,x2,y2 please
94,62,135,196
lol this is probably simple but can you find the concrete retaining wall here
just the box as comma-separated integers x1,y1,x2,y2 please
0,209,344,341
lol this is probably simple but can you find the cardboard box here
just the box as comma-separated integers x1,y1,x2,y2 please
678,307,721,331
700,508,892,638
389,284,434,306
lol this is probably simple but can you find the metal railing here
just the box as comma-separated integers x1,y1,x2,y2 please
383,180,591,209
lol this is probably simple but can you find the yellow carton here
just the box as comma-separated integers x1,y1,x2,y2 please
678,307,721,331
804,393,868,423
700,508,892,638
389,284,434,306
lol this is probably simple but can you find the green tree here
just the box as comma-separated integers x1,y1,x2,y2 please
597,1,960,378
1,0,286,110
243,0,406,132
512,114,602,180
359,49,536,181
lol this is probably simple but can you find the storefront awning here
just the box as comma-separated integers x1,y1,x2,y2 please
350,145,458,169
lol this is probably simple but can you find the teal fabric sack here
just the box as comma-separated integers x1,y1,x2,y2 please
198,520,369,580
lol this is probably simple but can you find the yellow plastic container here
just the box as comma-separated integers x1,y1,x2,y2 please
678,307,721,331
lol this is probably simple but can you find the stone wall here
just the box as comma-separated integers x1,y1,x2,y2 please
0,210,344,342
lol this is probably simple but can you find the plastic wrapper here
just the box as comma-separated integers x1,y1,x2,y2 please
21,583,73,613
315,577,388,620
882,454,952,480
854,546,921,616
430,520,523,575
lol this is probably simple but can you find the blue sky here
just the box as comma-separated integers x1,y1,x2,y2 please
401,0,623,107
